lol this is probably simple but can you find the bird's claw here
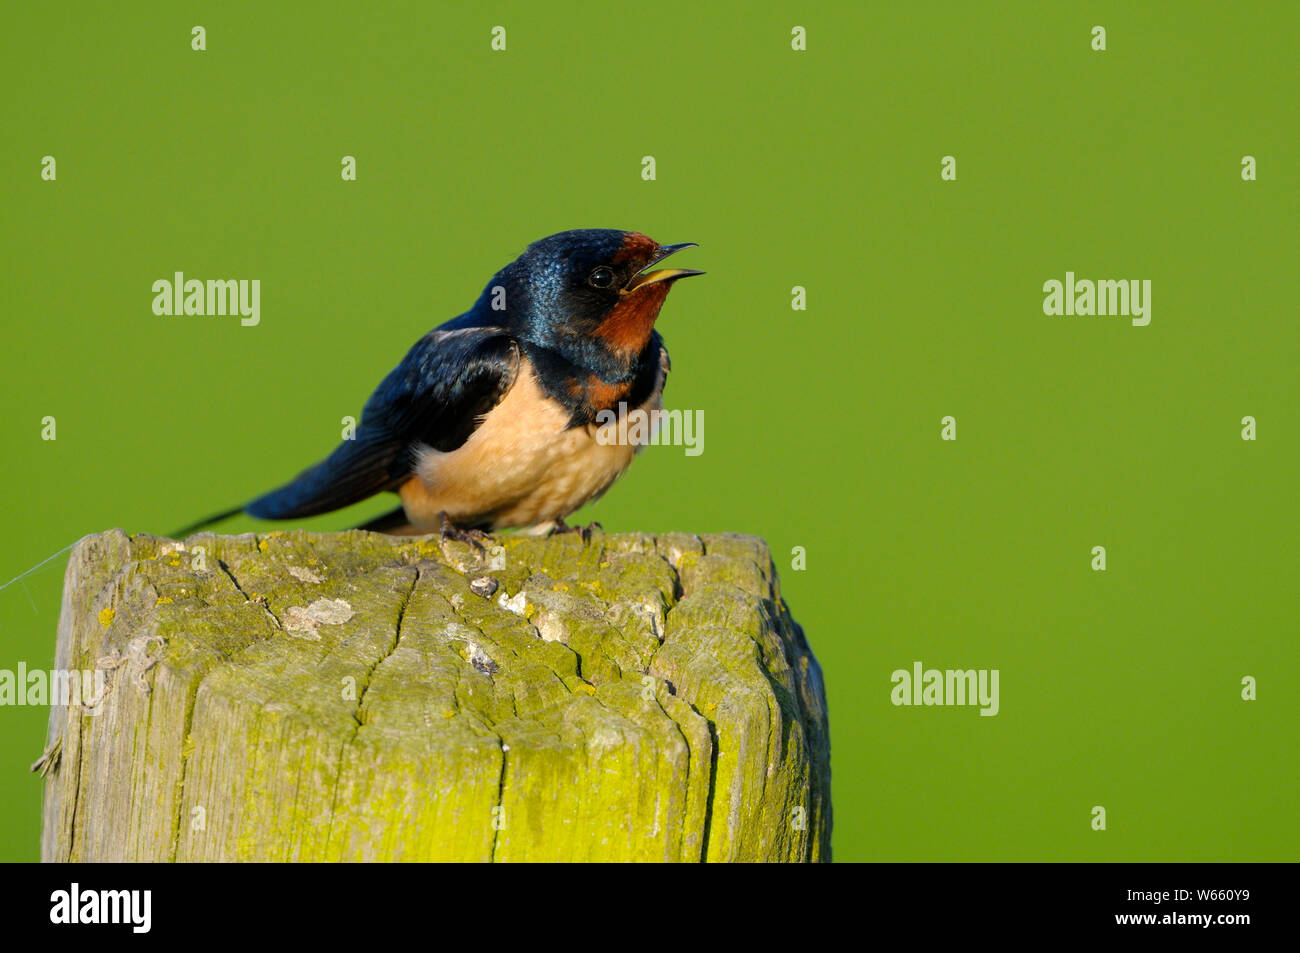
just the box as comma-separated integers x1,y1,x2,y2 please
549,519,604,543
439,512,491,553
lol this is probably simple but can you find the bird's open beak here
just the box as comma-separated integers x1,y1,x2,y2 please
623,242,705,293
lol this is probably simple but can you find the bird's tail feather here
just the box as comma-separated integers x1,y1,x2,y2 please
245,435,401,522
169,435,401,538
168,505,245,539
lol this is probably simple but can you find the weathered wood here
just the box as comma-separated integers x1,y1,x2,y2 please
40,528,830,862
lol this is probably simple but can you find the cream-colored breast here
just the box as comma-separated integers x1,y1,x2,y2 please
399,358,664,532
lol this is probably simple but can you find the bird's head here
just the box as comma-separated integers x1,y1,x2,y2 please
487,229,703,362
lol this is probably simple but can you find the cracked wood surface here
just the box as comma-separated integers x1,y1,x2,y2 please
40,528,830,862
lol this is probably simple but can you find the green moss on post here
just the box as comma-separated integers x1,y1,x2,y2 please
40,528,830,862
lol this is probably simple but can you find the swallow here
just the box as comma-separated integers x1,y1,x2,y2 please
176,229,703,538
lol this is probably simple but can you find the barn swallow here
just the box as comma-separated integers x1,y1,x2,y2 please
176,229,703,538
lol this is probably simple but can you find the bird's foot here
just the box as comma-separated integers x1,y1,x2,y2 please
549,519,604,543
439,512,491,552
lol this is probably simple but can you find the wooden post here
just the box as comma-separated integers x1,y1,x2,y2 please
39,528,830,862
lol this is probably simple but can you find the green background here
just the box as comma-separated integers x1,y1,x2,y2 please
2,1,1296,861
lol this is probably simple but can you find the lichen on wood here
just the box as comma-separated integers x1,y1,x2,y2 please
40,528,830,862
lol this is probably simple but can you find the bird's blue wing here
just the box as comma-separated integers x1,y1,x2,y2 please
246,326,519,520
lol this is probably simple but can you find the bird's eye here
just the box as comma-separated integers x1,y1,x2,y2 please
588,267,615,289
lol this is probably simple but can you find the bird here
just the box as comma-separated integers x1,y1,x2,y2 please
174,228,703,539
